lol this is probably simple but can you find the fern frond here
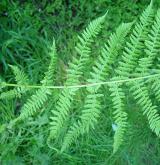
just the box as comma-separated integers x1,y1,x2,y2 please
0,66,29,100
17,87,51,121
75,12,107,68
61,93,102,152
136,57,153,75
66,12,107,85
130,8,160,137
145,9,160,60
88,23,132,84
16,40,57,121
129,7,160,137
9,65,29,85
116,3,154,77
139,9,160,102
136,9,160,75
60,23,131,152
41,39,57,85
2,3,160,156
131,81,160,136
150,77,160,102
49,13,107,139
0,88,23,100
109,81,127,153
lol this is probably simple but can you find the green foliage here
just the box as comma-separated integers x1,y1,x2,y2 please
1,1,160,165
17,40,57,121
116,2,154,77
49,13,106,140
60,22,132,153
109,82,127,154
0,65,29,99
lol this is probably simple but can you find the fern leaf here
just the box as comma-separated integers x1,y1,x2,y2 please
61,23,131,152
0,88,23,99
41,39,57,85
17,87,51,121
116,3,153,77
0,66,29,100
16,40,57,121
109,81,127,153
49,13,107,139
131,81,160,137
61,93,102,152
131,8,160,137
145,9,160,60
9,65,29,85
136,9,160,75
88,23,132,84
150,77,160,102
75,12,107,66
139,9,160,102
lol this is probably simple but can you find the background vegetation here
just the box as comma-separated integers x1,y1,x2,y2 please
1,0,160,164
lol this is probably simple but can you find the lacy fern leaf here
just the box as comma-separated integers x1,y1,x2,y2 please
49,13,107,139
130,8,160,137
61,93,102,152
144,9,160,102
0,65,29,100
61,23,131,151
17,87,51,121
131,81,160,136
116,2,154,77
41,39,57,85
16,40,57,121
109,81,127,153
